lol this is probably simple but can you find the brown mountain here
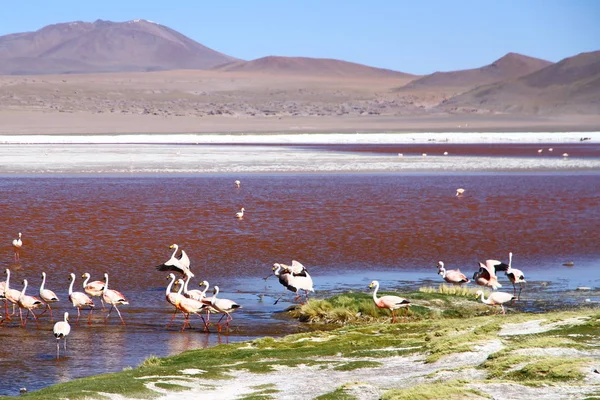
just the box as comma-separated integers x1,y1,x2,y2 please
214,56,416,79
442,51,600,114
0,19,238,74
399,53,552,91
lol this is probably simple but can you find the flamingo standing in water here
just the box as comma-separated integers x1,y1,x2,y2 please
174,279,209,331
102,273,129,325
270,263,314,305
165,273,185,328
235,180,241,188
12,232,22,261
3,269,22,319
53,312,71,359
18,279,43,327
369,280,410,323
236,208,245,219
455,188,465,197
82,273,106,310
504,252,526,300
68,273,95,325
206,285,241,332
475,290,515,314
156,244,194,277
473,261,503,290
436,261,470,285
39,272,60,320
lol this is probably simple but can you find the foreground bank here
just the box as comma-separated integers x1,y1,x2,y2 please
8,289,600,400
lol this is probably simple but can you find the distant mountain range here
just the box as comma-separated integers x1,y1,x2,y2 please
0,19,598,114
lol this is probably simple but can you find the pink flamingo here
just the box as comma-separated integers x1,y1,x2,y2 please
473,261,503,290
504,252,526,300
436,261,470,285
475,290,515,314
17,279,43,327
68,273,95,325
82,272,106,310
102,273,129,325
53,312,71,359
369,280,410,323
174,279,208,331
39,272,60,320
3,269,22,319
207,285,241,332
165,273,186,328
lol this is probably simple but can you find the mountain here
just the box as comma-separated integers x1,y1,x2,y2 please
0,19,238,74
442,51,600,114
214,56,416,79
399,53,553,91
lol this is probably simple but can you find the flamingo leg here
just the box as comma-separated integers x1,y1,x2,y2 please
105,305,113,323
87,308,93,325
75,307,82,325
114,305,125,325
391,309,397,324
56,340,60,359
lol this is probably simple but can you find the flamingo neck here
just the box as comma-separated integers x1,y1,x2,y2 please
177,281,184,295
371,283,379,303
82,274,90,287
68,275,75,295
21,280,28,297
41,273,46,291
184,275,191,293
166,275,175,295
103,274,109,292
201,281,210,295
171,245,178,259
5,270,10,290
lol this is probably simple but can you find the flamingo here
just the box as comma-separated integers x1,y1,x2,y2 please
53,312,71,359
505,252,526,300
182,274,205,301
174,279,209,331
68,273,95,325
271,264,314,305
102,273,129,325
39,272,60,320
475,290,515,314
436,261,470,285
156,244,194,277
236,208,245,219
456,188,465,197
369,280,410,323
274,260,309,277
165,273,186,328
207,286,241,332
473,262,503,290
18,279,43,327
82,272,106,310
3,269,22,319
12,232,22,261
235,180,241,188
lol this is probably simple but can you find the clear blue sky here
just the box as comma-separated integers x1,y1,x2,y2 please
2,0,598,74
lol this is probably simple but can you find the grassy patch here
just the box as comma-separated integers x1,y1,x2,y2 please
153,382,188,391
381,380,490,400
332,361,383,371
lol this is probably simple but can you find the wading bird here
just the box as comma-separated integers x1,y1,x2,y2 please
456,188,465,197
156,244,194,277
174,278,209,331
504,252,526,300
369,280,410,323
68,273,95,325
3,269,22,319
473,262,503,290
18,279,43,327
270,263,314,305
206,285,241,332
12,232,22,261
235,180,241,188
436,261,470,285
82,272,106,310
39,272,60,320
102,273,129,325
475,290,515,314
165,273,185,328
53,312,71,359
236,208,245,219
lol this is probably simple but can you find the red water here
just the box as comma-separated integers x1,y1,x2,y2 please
0,172,599,395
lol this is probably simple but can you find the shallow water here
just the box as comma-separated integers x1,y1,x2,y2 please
0,141,599,396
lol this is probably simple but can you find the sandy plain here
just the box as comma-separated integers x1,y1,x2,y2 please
1,70,599,135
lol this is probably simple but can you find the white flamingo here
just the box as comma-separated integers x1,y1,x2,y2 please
12,232,22,261
369,280,410,323
18,279,43,327
82,272,106,310
53,312,71,359
455,188,465,197
271,264,314,305
174,279,209,331
235,180,241,188
236,208,245,219
102,273,129,325
208,285,242,332
39,272,60,320
475,290,515,314
156,244,194,277
165,273,186,328
68,273,95,325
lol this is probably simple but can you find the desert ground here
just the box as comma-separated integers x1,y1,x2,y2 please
1,70,599,135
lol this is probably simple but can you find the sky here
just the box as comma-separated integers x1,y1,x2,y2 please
1,0,598,75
